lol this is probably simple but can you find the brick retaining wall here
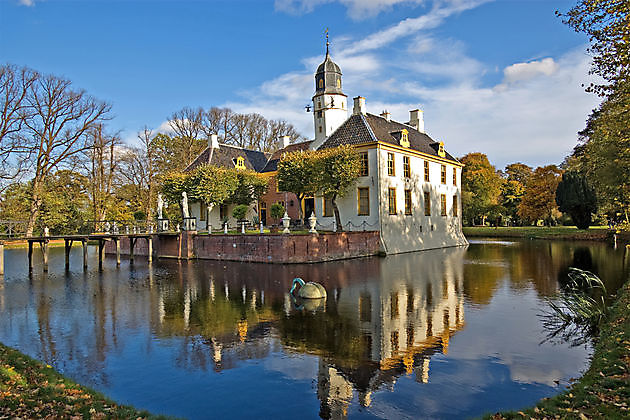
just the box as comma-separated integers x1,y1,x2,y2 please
105,231,381,263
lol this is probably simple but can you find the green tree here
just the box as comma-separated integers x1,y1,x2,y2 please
232,204,248,221
460,153,504,225
314,145,361,231
518,165,563,225
559,0,630,94
277,149,319,220
505,162,533,185
229,170,268,206
555,171,598,229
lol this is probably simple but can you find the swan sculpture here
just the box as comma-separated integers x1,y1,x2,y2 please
290,278,327,299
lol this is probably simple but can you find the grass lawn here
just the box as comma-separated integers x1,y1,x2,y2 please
0,343,174,419
464,226,611,241
485,278,630,419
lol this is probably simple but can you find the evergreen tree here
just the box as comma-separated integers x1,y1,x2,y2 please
555,171,597,229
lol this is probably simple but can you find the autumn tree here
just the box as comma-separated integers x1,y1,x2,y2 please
556,171,597,229
277,149,320,220
314,145,361,231
518,165,563,225
167,107,207,167
21,72,110,236
460,153,504,225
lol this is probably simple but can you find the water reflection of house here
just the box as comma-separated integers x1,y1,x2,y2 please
152,248,465,418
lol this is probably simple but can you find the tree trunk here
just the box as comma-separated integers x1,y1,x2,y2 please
331,195,343,232
26,179,43,237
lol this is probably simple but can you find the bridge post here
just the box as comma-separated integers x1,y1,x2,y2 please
28,241,33,272
129,237,135,263
0,241,4,276
82,239,88,269
98,239,105,270
64,239,72,269
147,237,153,263
115,238,121,266
42,240,49,272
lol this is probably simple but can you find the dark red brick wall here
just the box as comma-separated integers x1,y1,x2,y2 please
193,231,380,263
106,231,381,263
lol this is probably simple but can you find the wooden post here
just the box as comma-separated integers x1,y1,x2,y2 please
115,238,121,266
147,237,153,263
82,239,88,269
129,237,135,263
98,239,105,270
0,241,4,276
28,240,33,272
64,239,72,269
42,240,49,272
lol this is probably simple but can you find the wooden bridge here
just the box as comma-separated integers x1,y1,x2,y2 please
0,233,155,274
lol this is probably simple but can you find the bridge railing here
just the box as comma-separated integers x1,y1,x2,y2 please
0,220,28,238
89,220,157,235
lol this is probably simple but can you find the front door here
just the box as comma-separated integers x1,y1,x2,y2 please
260,202,267,226
304,198,315,224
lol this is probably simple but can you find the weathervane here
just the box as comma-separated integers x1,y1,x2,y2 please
325,27,329,55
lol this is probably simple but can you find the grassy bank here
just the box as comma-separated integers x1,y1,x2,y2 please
0,343,171,419
464,226,611,241
486,279,630,419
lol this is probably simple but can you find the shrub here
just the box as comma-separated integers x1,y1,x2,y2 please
232,204,248,221
270,203,285,219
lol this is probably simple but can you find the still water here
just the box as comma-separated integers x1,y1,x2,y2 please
0,239,627,419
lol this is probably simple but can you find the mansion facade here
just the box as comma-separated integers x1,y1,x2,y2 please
186,46,467,253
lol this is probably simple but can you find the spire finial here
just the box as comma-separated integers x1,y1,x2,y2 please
325,27,329,56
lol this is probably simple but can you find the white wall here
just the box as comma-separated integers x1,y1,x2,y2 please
377,148,467,254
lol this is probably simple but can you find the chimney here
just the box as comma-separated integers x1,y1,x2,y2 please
409,109,424,133
353,96,366,115
380,110,391,122
282,135,291,149
209,133,220,149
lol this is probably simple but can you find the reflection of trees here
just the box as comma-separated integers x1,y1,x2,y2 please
463,244,505,305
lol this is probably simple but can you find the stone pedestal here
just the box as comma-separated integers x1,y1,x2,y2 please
183,217,196,231
158,218,169,232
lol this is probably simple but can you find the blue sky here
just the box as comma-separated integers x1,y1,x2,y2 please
0,0,598,168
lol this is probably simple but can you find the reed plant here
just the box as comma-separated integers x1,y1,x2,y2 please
541,268,609,346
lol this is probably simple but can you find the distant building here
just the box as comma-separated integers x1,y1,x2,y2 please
186,43,467,253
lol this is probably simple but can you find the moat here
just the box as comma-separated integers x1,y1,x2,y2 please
0,239,627,419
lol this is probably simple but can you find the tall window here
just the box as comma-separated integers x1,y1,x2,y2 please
388,188,397,215
404,189,412,215
424,161,430,182
360,152,369,176
219,204,227,221
453,194,458,217
358,187,370,216
403,156,410,178
441,194,447,216
453,167,457,186
323,196,333,217
424,192,431,216
387,153,395,176
235,156,246,169
441,165,446,184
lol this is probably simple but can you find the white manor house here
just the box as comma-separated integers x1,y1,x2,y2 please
188,46,468,254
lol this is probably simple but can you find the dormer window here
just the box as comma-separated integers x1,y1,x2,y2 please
438,142,445,157
234,156,246,169
400,129,410,148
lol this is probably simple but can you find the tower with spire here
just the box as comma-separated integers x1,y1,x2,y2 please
311,32,348,149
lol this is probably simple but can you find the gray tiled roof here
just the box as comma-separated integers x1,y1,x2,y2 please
318,113,460,164
260,140,313,173
185,144,270,172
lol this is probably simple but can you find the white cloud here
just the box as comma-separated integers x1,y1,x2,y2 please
501,57,558,86
275,0,426,19
18,0,35,6
225,1,599,170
